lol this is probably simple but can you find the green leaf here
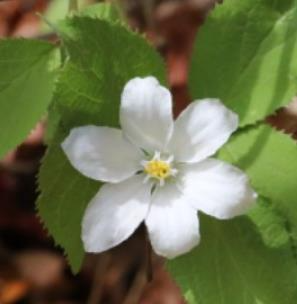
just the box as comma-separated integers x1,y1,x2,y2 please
248,197,290,248
41,0,87,32
219,125,297,246
41,1,121,33
169,125,297,302
168,215,297,304
38,143,99,270
190,0,297,126
38,17,166,272
0,39,55,158
46,16,164,141
80,3,121,20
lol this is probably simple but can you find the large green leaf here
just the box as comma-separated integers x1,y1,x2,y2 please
168,215,297,304
190,0,297,126
219,125,297,245
169,125,297,303
0,39,55,158
38,17,166,272
37,143,99,270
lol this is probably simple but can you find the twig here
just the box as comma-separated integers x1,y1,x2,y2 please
145,228,153,282
87,253,111,304
122,266,147,304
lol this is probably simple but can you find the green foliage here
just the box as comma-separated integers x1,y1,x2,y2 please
0,39,55,158
38,143,99,271
41,0,88,32
80,3,121,20
190,0,297,126
168,125,297,303
248,197,290,248
38,16,166,272
219,125,297,245
32,1,297,301
41,1,120,33
182,0,297,299
168,215,297,304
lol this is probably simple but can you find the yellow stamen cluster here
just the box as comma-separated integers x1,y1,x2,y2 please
144,159,171,180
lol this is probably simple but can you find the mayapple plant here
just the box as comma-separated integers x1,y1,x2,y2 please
0,0,297,303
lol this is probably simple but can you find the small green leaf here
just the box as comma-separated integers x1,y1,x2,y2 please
38,17,166,272
80,3,121,21
41,0,87,32
0,39,55,158
41,1,120,33
190,0,297,126
168,215,297,304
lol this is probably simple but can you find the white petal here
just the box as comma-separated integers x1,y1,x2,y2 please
180,158,257,219
168,99,238,163
120,77,174,153
62,126,143,183
145,183,200,258
82,175,151,253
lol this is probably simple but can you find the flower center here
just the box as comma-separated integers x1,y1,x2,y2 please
144,159,171,179
141,152,177,186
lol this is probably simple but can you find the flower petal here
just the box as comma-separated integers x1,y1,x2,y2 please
180,158,257,219
120,77,173,153
62,126,143,183
169,99,238,163
82,175,151,253
145,183,200,258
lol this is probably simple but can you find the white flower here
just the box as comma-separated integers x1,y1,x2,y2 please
61,76,257,258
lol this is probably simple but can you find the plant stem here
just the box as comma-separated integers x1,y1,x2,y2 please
69,0,79,13
145,228,153,282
